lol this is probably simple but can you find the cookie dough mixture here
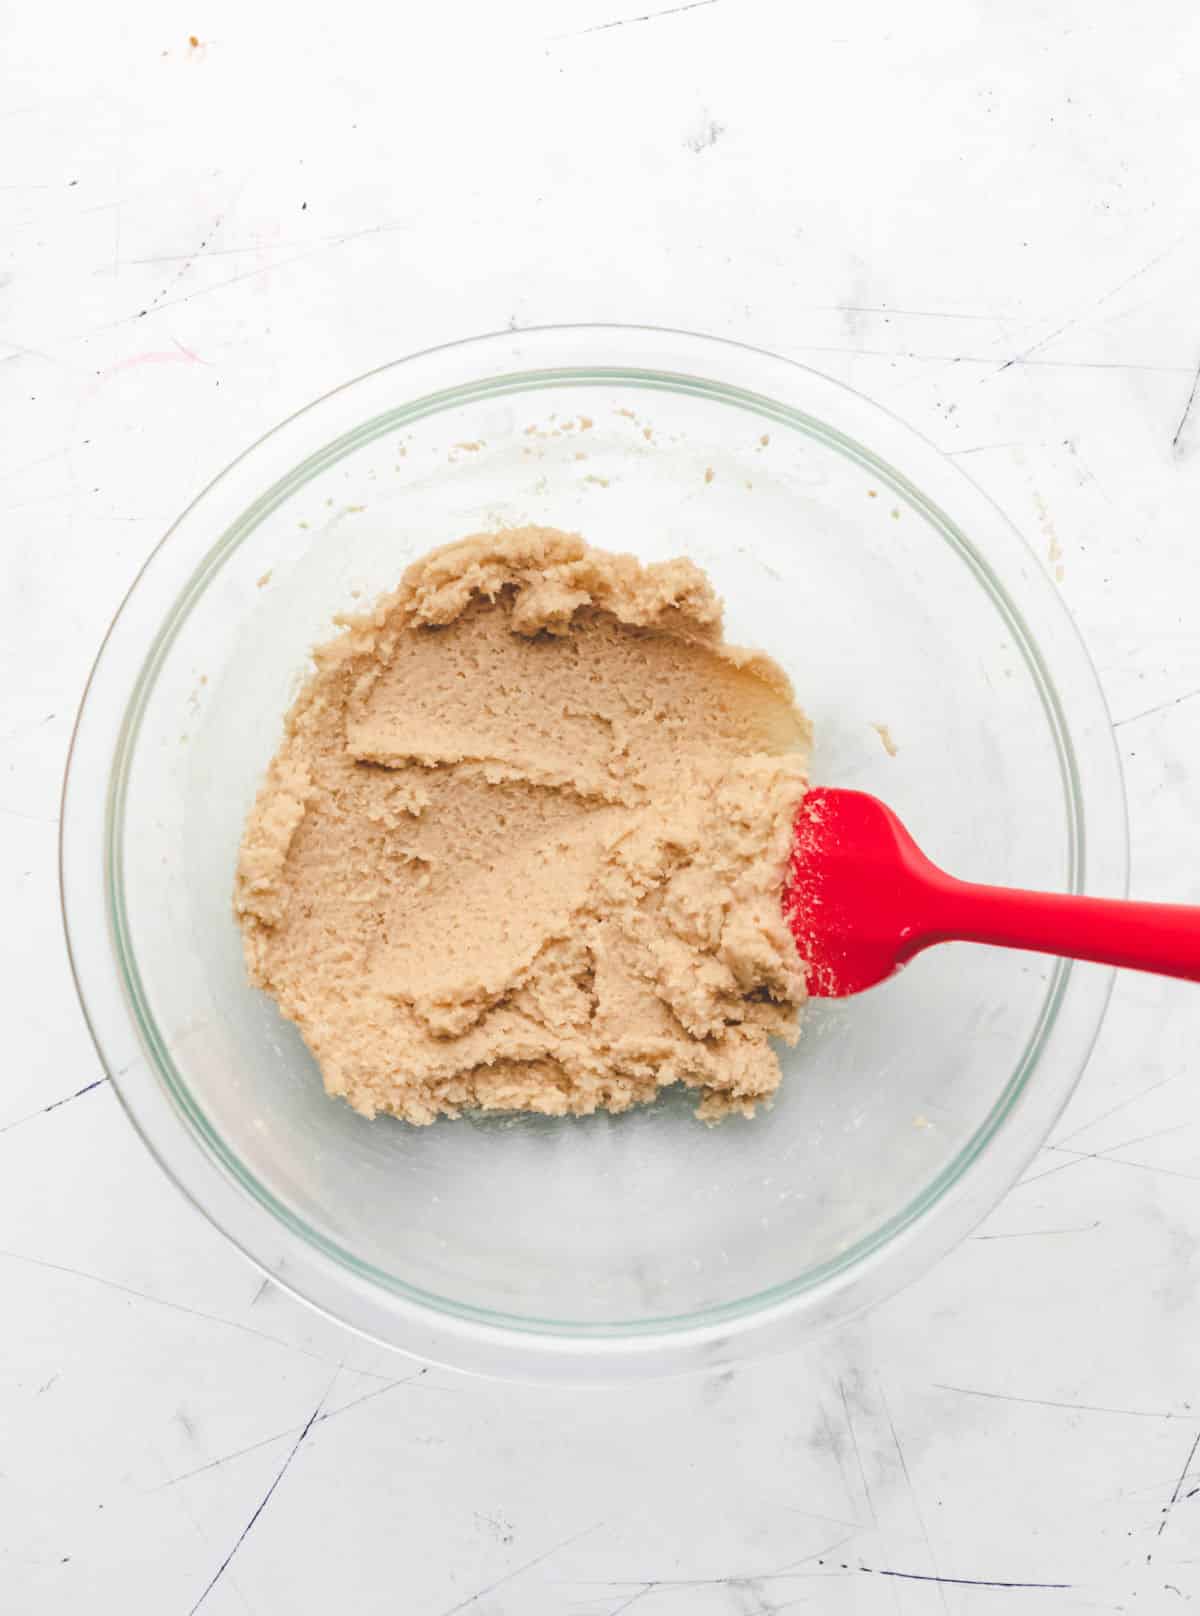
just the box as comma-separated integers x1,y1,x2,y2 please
235,528,810,1123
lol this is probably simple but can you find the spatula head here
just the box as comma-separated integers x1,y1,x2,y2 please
783,786,933,997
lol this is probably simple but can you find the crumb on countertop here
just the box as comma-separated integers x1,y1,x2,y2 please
871,722,898,757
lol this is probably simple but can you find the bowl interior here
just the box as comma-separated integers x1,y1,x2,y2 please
112,368,1074,1331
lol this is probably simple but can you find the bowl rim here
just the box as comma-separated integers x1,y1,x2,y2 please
60,322,1128,1379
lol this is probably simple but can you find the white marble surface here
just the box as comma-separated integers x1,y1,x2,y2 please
4,2,1200,1610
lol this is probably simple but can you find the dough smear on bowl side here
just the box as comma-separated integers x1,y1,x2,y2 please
234,527,811,1124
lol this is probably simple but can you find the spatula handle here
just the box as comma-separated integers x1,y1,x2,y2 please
918,878,1200,983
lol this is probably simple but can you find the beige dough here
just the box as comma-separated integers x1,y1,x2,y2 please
235,527,810,1124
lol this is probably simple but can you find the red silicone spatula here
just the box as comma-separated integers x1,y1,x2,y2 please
784,787,1200,998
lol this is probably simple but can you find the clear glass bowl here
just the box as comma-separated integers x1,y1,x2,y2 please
61,326,1126,1380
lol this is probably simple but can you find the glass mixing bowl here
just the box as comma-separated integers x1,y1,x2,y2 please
61,326,1126,1380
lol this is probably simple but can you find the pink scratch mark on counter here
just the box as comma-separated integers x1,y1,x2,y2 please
102,337,212,377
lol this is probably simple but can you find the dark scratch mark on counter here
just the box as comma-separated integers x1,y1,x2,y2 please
0,1076,109,1137
101,221,417,338
996,243,1186,377
974,1221,1101,1240
186,1372,338,1614
839,1380,876,1524
1015,1150,1096,1190
151,1371,431,1491
1115,686,1200,730
934,1383,1198,1421
437,1520,604,1616
591,1547,1068,1600
1074,1154,1200,1185
583,1538,859,1598
836,305,999,321
1053,1078,1172,1148
997,312,1080,372
159,1427,296,1489
879,1378,947,1613
1154,1431,1200,1548
604,1589,652,1616
121,218,414,269
139,207,227,322
1098,240,1185,305
861,1565,1071,1589
0,1246,379,1374
1017,1127,1200,1190
789,344,1196,375
1171,355,1200,455
573,0,720,35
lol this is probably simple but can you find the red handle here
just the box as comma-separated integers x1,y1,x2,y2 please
913,876,1200,983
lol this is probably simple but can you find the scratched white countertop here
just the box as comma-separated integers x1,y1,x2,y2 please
4,2,1200,1611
